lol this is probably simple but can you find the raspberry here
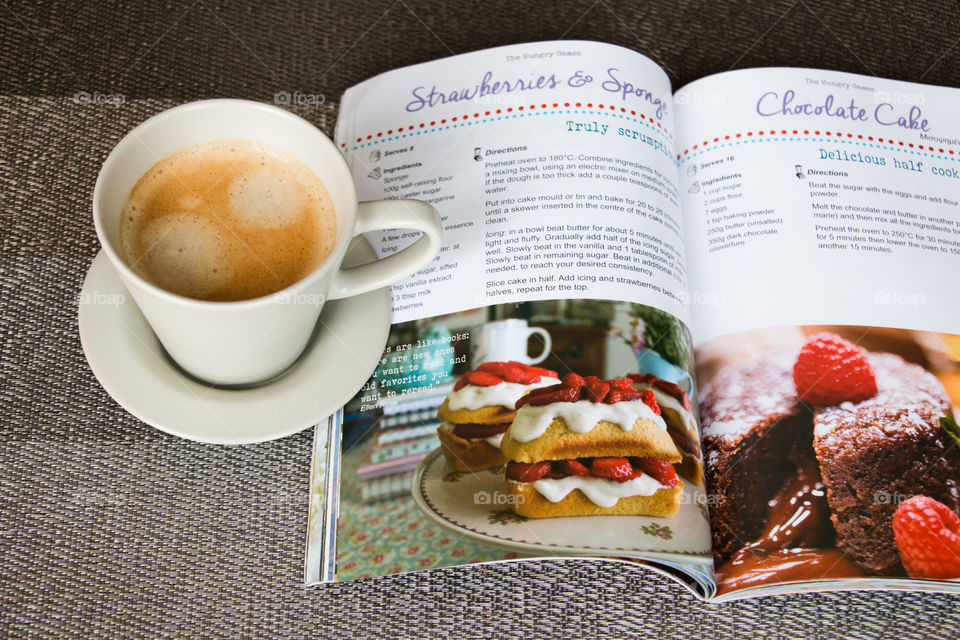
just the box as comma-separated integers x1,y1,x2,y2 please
583,377,610,403
562,373,586,388
515,386,578,408
590,457,633,481
792,333,878,405
558,459,589,476
893,496,960,579
636,458,677,488
505,461,552,483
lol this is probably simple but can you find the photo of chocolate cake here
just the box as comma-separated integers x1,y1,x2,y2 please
700,330,960,587
813,353,959,574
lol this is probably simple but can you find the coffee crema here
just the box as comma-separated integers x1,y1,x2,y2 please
119,140,336,302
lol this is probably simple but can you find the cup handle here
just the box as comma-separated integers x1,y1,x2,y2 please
527,327,552,364
327,199,442,300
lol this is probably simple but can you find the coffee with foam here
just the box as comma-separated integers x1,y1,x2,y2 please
119,140,336,301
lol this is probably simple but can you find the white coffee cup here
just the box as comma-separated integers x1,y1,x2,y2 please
471,319,551,366
93,99,442,386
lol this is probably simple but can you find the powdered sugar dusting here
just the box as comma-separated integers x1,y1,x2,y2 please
700,354,802,442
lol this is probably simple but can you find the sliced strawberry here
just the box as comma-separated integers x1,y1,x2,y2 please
559,459,590,476
505,461,552,483
590,457,633,481
605,389,643,404
525,365,558,379
608,378,634,391
562,373,586,388
517,386,581,408
501,363,526,383
454,376,470,391
476,361,507,374
584,377,610,403
638,390,661,414
629,374,692,411
638,458,677,487
466,370,502,387
544,469,566,479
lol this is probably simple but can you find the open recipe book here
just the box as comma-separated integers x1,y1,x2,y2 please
305,41,960,600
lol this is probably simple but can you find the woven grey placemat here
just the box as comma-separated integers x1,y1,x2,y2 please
1,93,956,639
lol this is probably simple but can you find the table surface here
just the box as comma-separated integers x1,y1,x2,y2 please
3,1,960,637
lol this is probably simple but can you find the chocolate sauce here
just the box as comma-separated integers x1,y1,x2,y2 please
716,447,865,593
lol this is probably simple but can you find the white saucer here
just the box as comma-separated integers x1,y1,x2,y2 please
78,239,391,444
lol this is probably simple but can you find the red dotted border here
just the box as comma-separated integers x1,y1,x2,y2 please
677,129,957,161
339,102,671,148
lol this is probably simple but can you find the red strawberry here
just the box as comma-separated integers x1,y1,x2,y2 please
590,457,633,481
515,386,579,408
466,370,502,387
526,365,558,379
605,389,643,404
893,496,960,579
584,377,610,403
608,378,634,391
505,461,552,483
562,373,586,388
793,333,878,405
476,361,505,374
637,458,677,488
639,390,661,415
454,376,469,391
501,364,525,383
629,374,692,411
559,459,590,476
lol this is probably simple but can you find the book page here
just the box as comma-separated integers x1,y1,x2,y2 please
310,42,715,591
675,68,959,344
335,40,689,326
674,68,960,598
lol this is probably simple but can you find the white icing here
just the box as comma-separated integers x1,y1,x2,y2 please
440,421,505,450
484,432,505,449
633,384,697,436
446,376,557,411
512,474,669,508
509,399,667,443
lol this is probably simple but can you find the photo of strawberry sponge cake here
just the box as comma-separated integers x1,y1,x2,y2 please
628,373,703,484
500,373,684,518
436,361,558,471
